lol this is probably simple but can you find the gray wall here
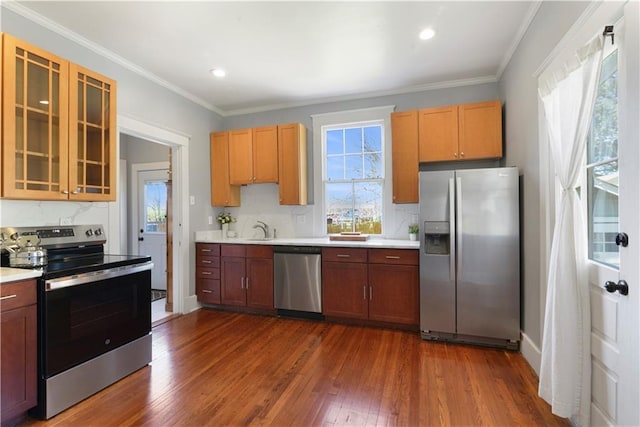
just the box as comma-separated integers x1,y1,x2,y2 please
499,1,590,347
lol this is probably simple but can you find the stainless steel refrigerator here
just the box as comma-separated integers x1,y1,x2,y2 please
419,167,520,349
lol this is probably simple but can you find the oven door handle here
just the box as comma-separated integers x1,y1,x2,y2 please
45,262,154,291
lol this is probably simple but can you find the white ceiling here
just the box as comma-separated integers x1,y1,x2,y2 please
11,1,540,116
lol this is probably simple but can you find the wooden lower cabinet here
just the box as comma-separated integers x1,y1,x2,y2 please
196,243,221,304
221,244,273,309
1,279,37,424
321,248,419,327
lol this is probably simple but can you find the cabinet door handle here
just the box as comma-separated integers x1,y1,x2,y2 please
453,152,458,158
385,256,401,259
0,294,17,301
369,286,372,300
241,277,245,289
245,277,249,289
62,190,69,195
336,254,351,258
460,152,465,158
363,286,367,300
201,271,212,275
202,289,212,294
201,260,212,264
201,249,212,253
71,188,80,195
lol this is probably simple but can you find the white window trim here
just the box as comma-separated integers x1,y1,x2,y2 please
311,105,395,237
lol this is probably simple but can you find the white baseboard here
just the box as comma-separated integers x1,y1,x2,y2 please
182,295,201,314
521,332,542,376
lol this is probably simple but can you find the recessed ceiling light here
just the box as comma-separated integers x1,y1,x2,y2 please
419,28,435,40
210,68,226,78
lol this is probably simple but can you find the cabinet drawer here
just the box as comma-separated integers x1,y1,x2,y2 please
197,268,220,280
197,278,221,304
368,249,419,266
196,255,220,268
322,247,367,263
196,243,220,257
246,245,272,259
0,279,37,312
221,244,246,257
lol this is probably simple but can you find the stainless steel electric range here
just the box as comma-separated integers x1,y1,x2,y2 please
0,224,153,419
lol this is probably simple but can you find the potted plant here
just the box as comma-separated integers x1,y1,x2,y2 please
408,224,419,241
217,212,236,239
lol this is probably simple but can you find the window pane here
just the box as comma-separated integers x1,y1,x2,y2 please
588,50,617,164
326,129,343,155
345,155,363,179
326,182,354,233
326,156,344,180
354,182,382,234
588,161,618,266
363,126,382,152
345,128,362,154
364,153,382,178
145,181,168,233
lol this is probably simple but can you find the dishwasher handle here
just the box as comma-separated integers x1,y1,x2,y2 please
273,246,322,255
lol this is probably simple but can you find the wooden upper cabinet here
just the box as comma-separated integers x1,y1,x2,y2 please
418,100,502,162
277,123,307,205
458,100,502,160
228,128,253,185
252,126,278,183
391,110,419,204
2,33,70,200
1,33,117,201
68,63,117,201
418,105,459,162
228,126,278,185
210,131,240,207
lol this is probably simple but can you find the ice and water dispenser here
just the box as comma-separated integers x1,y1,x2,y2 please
423,221,450,255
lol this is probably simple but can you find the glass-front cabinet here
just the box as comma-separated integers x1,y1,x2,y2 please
1,33,116,201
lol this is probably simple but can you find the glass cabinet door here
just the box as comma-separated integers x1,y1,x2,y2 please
68,64,117,201
1,34,69,199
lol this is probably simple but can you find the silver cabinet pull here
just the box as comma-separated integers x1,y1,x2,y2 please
62,190,69,194
363,285,367,299
201,271,212,275
201,260,212,264
385,256,400,259
336,254,351,258
241,277,245,289
369,286,372,300
0,294,17,301
201,249,212,252
202,289,212,294
245,277,249,289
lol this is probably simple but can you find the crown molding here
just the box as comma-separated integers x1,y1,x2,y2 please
496,1,542,80
3,1,225,116
223,75,497,117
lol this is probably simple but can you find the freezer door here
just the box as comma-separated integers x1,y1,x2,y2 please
455,168,520,341
419,171,456,334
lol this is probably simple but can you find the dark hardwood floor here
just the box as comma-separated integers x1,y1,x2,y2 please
22,309,568,426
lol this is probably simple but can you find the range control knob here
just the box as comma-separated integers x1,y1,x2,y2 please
86,229,94,237
95,228,103,236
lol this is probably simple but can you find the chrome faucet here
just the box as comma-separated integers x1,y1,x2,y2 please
253,221,269,239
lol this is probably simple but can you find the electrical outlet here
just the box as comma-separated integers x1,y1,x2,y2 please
208,216,213,225
189,196,196,205
60,217,72,226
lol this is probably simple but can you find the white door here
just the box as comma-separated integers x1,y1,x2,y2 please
585,13,639,425
137,168,169,291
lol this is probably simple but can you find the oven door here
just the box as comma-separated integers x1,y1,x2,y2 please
42,263,152,377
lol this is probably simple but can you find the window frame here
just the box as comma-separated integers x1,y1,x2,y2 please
311,105,395,238
322,120,385,234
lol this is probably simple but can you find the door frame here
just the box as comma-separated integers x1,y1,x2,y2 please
113,115,191,315
131,161,170,260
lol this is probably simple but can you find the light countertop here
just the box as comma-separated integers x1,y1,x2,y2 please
195,231,419,250
0,267,43,284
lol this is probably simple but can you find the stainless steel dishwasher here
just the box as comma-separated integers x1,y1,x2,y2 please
273,246,322,318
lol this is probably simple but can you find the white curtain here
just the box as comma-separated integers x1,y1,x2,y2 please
538,35,605,426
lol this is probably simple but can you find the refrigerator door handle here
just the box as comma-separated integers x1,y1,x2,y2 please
456,176,463,282
449,177,456,281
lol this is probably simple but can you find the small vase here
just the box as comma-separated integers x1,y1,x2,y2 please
409,233,418,241
221,223,229,240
